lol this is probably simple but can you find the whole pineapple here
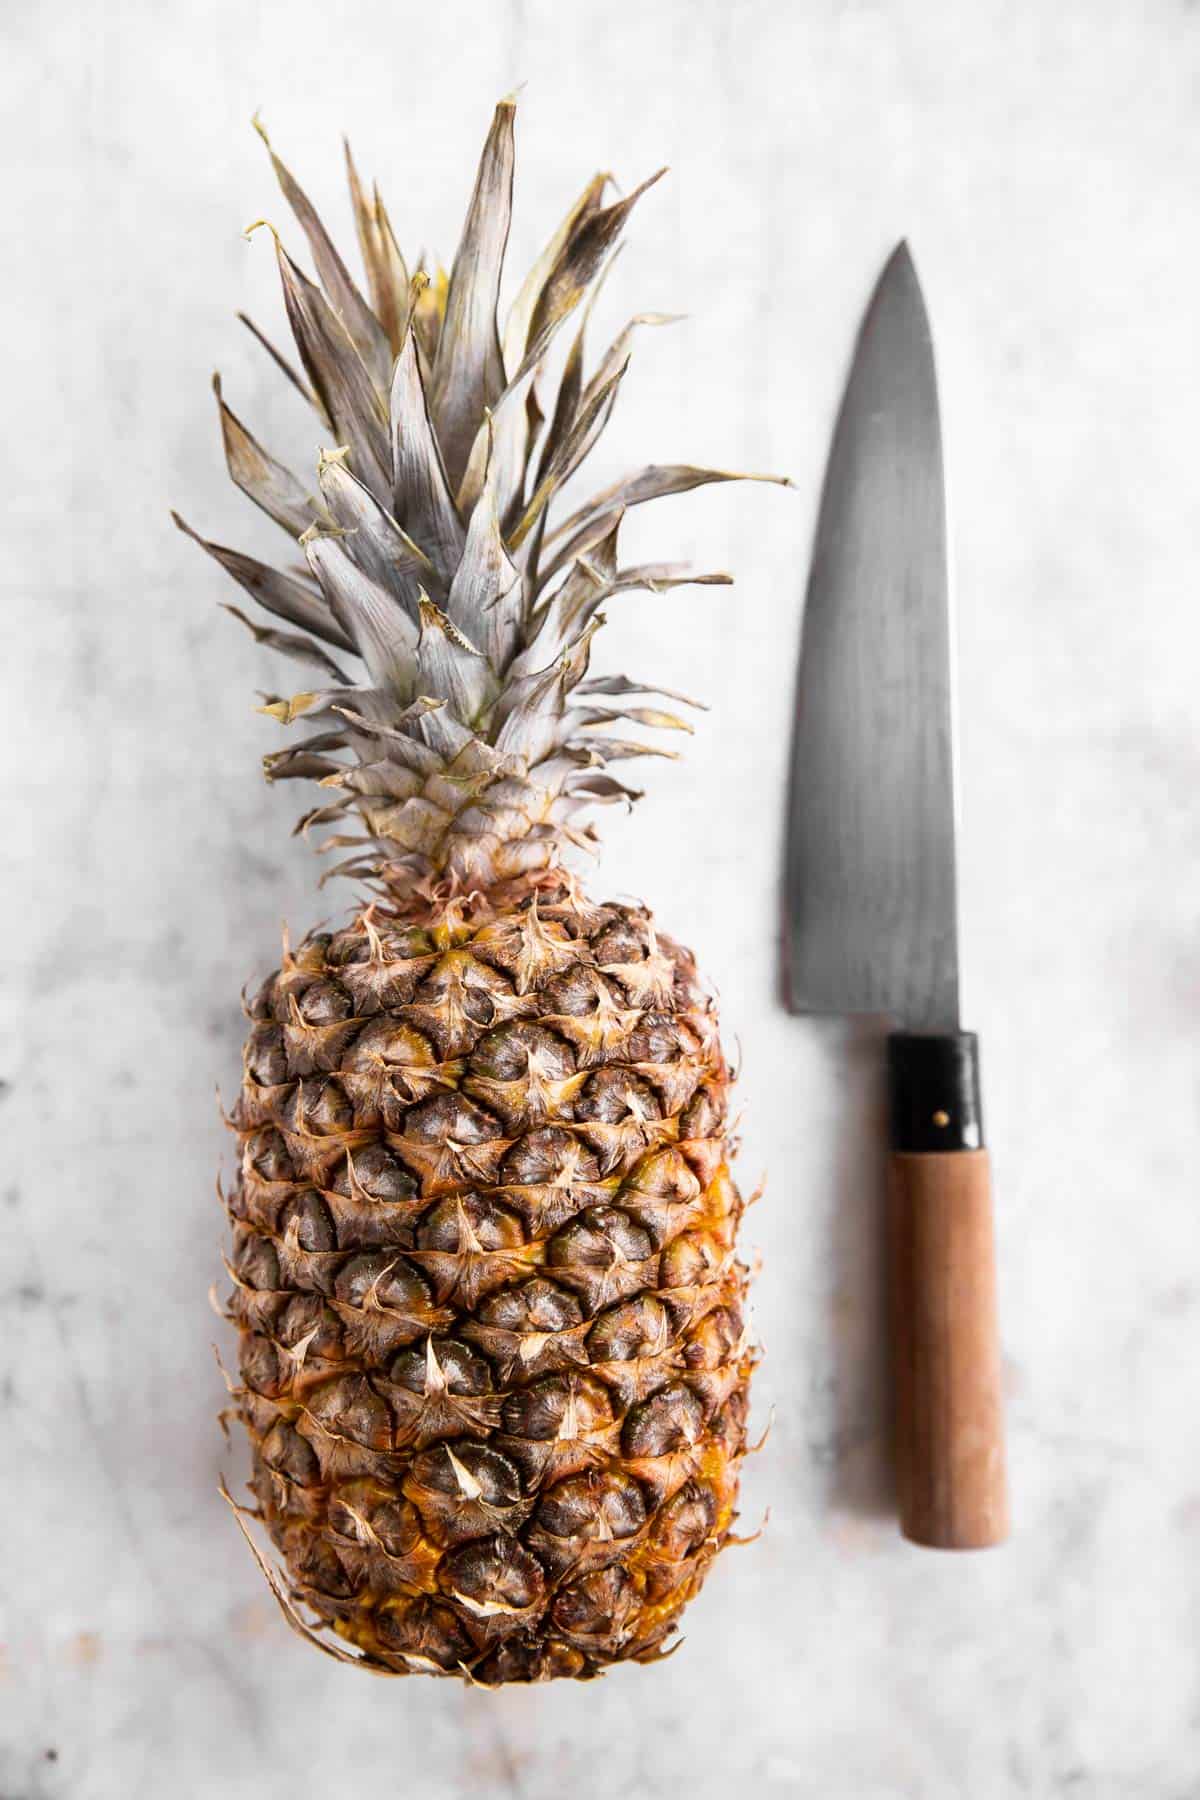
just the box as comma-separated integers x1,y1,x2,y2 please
181,100,779,1684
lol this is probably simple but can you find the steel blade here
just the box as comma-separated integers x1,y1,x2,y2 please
783,241,959,1029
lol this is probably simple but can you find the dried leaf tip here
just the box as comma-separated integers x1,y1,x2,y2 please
243,217,282,248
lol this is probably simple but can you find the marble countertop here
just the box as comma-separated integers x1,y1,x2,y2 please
5,2,1199,1794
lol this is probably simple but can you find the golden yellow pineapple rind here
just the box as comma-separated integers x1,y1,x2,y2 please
225,880,754,1680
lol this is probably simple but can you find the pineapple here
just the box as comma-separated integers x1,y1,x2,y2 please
180,100,780,1684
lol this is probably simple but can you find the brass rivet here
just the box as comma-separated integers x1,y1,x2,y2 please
932,1109,950,1129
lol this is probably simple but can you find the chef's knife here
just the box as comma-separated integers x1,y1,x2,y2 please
784,242,1007,1550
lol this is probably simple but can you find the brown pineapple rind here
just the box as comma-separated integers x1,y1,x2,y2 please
225,877,755,1681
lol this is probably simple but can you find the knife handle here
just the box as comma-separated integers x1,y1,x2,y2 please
886,1032,1008,1550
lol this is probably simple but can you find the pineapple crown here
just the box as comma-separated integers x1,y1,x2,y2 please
176,99,786,898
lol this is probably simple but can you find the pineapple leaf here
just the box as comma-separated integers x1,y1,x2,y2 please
344,140,410,354
172,512,356,653
305,535,419,693
254,116,392,390
430,99,516,492
213,374,323,539
502,171,608,379
453,171,664,525
220,603,350,682
519,169,667,386
544,464,793,555
508,356,631,551
529,250,622,496
317,450,434,619
389,322,467,583
578,674,709,709
261,227,391,496
416,597,497,726
446,418,523,671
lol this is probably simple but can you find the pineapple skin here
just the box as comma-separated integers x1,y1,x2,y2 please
182,101,784,1682
228,878,754,1681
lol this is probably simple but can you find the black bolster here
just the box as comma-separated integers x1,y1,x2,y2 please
887,1031,984,1153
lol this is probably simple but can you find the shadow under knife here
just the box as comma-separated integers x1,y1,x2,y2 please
813,1016,896,1520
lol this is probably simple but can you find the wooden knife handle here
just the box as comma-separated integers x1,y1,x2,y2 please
886,1033,1008,1550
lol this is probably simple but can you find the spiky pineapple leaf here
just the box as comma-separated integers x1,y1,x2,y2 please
503,171,608,378
430,99,516,492
508,357,631,551
545,465,793,555
446,421,523,671
262,228,391,495
255,116,392,391
173,512,356,652
344,140,410,354
416,597,496,726
390,321,468,583
317,451,433,619
305,535,418,692
213,374,322,539
221,603,350,681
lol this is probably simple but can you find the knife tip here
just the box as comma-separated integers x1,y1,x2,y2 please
871,238,930,319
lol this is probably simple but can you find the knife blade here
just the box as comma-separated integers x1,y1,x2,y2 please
784,240,958,1030
785,242,1008,1549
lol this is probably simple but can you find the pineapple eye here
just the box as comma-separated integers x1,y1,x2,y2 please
278,1293,342,1358
468,1022,574,1082
329,1482,421,1558
293,1077,353,1136
259,1419,319,1485
653,1479,718,1559
405,1092,499,1145
442,1537,545,1618
499,1126,595,1186
591,921,650,964
231,1226,279,1291
658,1230,723,1290
290,1536,357,1600
416,1194,524,1253
305,1374,393,1451
622,1382,706,1458
680,1084,724,1139
573,1068,661,1124
587,1296,670,1364
278,1189,336,1253
293,979,353,1024
534,1471,646,1543
244,1024,289,1087
239,1332,285,1398
624,1014,683,1063
246,972,281,1021
333,1144,416,1204
403,1443,527,1545
475,1278,583,1334
500,1374,612,1442
683,1306,740,1371
547,1207,653,1272
389,1338,492,1395
375,1596,473,1671
334,1252,431,1314
552,1565,636,1643
245,1127,295,1183
540,968,619,1017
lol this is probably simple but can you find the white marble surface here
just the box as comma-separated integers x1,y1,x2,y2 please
4,2,1199,1794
